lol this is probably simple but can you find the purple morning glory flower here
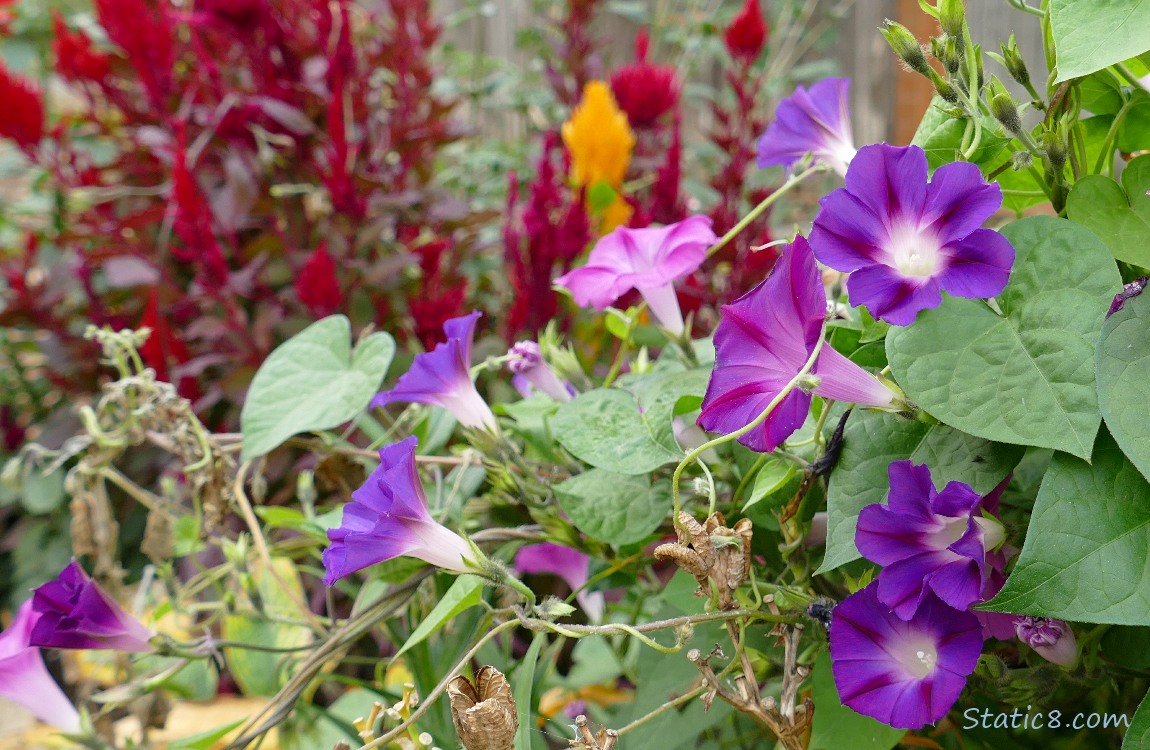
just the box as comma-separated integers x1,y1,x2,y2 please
29,561,155,653
507,341,573,402
323,436,477,585
831,583,983,729
856,461,1006,620
371,311,498,432
1015,617,1078,668
0,600,81,732
697,235,901,453
757,77,856,177
515,543,605,622
554,215,717,336
809,143,1015,325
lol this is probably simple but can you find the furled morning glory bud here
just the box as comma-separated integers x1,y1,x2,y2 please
928,68,959,104
938,0,966,41
987,77,1022,134
942,36,962,75
881,20,930,76
1000,33,1031,89
1015,617,1078,668
1041,128,1067,173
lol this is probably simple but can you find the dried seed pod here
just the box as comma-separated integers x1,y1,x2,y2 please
448,665,517,750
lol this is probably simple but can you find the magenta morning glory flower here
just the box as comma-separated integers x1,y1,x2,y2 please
831,583,983,729
323,436,477,585
697,235,902,453
808,143,1014,325
757,77,856,177
507,341,572,402
514,543,605,622
371,311,498,432
30,561,155,653
554,215,717,336
855,461,1007,620
0,600,82,732
1015,617,1078,668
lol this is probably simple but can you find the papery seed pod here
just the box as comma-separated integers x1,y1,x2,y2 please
141,508,173,563
448,666,518,750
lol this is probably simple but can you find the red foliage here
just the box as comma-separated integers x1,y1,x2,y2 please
0,62,43,153
295,243,343,318
52,13,112,84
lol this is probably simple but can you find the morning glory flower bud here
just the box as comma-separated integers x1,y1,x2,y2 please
1000,33,1031,90
30,560,155,653
1015,617,1078,668
987,77,1023,135
938,0,966,41
881,20,930,76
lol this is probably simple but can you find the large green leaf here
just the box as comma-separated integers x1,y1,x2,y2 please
1050,0,1150,82
551,388,682,474
1126,688,1150,749
980,429,1150,624
1066,155,1150,269
808,651,905,750
1097,285,1150,482
241,315,395,461
886,217,1120,459
821,411,1023,572
911,98,1008,170
554,469,669,545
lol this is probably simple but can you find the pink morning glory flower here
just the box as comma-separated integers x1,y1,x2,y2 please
856,461,1007,620
0,600,82,732
507,341,572,402
514,543,605,622
757,77,857,177
831,583,983,729
1015,617,1078,668
697,235,901,453
30,561,155,653
371,311,498,432
323,436,478,585
554,215,717,336
809,143,1014,325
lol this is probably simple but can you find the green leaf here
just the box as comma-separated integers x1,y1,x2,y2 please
1067,154,1150,269
980,429,1150,623
19,466,66,514
1102,626,1150,669
1125,689,1150,749
1119,91,1150,153
221,615,312,696
514,633,546,750
1097,284,1150,482
886,217,1120,459
1079,71,1125,115
240,315,395,461
822,411,1023,572
554,469,669,545
743,458,797,512
1050,0,1150,82
394,575,484,659
588,181,618,212
166,720,246,750
552,389,682,474
808,651,905,750
911,98,1008,170
995,157,1048,216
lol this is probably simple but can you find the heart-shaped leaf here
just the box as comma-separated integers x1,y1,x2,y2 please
1050,0,1150,82
241,315,395,461
554,469,669,545
980,429,1150,624
886,217,1120,459
1067,154,1150,269
552,388,682,475
1097,281,1150,482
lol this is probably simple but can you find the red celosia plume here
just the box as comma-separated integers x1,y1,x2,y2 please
0,63,44,153
609,29,680,129
724,0,768,62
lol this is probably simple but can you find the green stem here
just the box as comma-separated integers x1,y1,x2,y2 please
671,321,828,525
706,165,824,260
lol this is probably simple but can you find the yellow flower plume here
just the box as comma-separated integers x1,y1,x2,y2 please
562,81,636,232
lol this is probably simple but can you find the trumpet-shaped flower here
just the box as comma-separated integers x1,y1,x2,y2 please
507,341,572,402
757,78,855,177
323,436,476,585
809,144,1014,325
30,561,154,653
855,461,1006,620
0,600,82,732
697,235,899,453
555,215,717,335
831,584,983,729
371,311,497,431
515,543,605,622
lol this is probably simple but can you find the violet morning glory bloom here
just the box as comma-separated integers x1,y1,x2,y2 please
323,436,477,585
856,461,1007,620
1015,617,1078,668
507,341,572,402
515,543,605,622
697,235,901,453
831,583,983,729
0,600,81,732
371,311,498,432
30,561,154,653
809,143,1014,326
757,77,856,177
554,215,717,336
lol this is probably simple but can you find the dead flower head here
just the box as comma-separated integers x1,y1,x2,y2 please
654,512,752,609
448,665,518,750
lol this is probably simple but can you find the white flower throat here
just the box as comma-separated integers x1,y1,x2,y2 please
888,220,942,278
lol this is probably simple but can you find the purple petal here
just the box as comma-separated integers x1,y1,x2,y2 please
846,263,942,326
0,602,81,731
921,161,1003,246
323,521,423,586
842,144,928,231
812,346,896,408
515,543,591,593
29,561,153,653
930,480,983,518
757,78,855,175
809,189,893,271
937,230,1014,299
554,264,638,310
885,461,938,516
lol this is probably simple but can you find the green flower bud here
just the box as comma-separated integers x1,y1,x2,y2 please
928,68,959,104
943,36,962,75
881,20,930,75
987,77,1022,134
1042,129,1067,173
938,0,965,40
1000,33,1031,89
